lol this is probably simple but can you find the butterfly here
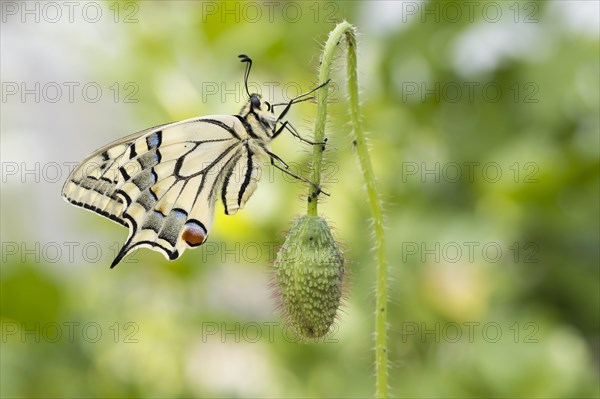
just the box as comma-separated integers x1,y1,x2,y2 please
62,54,329,268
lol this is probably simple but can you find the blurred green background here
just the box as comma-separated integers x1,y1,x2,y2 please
1,1,598,397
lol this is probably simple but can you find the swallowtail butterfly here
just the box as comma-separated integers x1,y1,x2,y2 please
62,55,328,268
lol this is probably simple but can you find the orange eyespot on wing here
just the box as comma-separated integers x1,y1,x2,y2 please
182,220,208,247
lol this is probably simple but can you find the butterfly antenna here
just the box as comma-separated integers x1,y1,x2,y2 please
238,54,252,98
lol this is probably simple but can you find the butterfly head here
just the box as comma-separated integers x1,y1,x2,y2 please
238,55,277,135
248,93,273,114
241,93,277,130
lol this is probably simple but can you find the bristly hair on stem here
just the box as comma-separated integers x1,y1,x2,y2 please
307,21,390,398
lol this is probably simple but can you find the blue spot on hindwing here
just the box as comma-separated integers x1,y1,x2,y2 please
146,131,162,149
172,208,187,220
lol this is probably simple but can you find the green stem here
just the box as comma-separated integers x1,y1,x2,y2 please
307,22,346,216
308,21,389,398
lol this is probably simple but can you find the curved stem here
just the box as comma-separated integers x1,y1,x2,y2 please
308,21,389,398
307,22,348,216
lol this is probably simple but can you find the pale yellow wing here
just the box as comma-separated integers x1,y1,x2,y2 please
62,116,250,267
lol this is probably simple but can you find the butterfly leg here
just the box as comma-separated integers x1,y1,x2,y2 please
272,120,327,147
268,152,330,197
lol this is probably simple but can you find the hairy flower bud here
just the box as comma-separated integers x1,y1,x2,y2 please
273,215,345,339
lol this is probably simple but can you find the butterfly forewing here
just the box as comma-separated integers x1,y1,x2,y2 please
221,142,264,215
62,123,172,226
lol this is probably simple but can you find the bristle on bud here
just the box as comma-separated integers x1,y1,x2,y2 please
273,215,345,339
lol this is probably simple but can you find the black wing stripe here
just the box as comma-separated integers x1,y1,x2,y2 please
234,115,259,139
66,197,127,227
137,187,158,211
202,118,241,140
190,174,207,211
238,143,254,206
220,152,242,215
116,189,132,206
174,142,241,179
119,166,131,180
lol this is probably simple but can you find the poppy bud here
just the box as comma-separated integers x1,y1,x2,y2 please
273,215,345,339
